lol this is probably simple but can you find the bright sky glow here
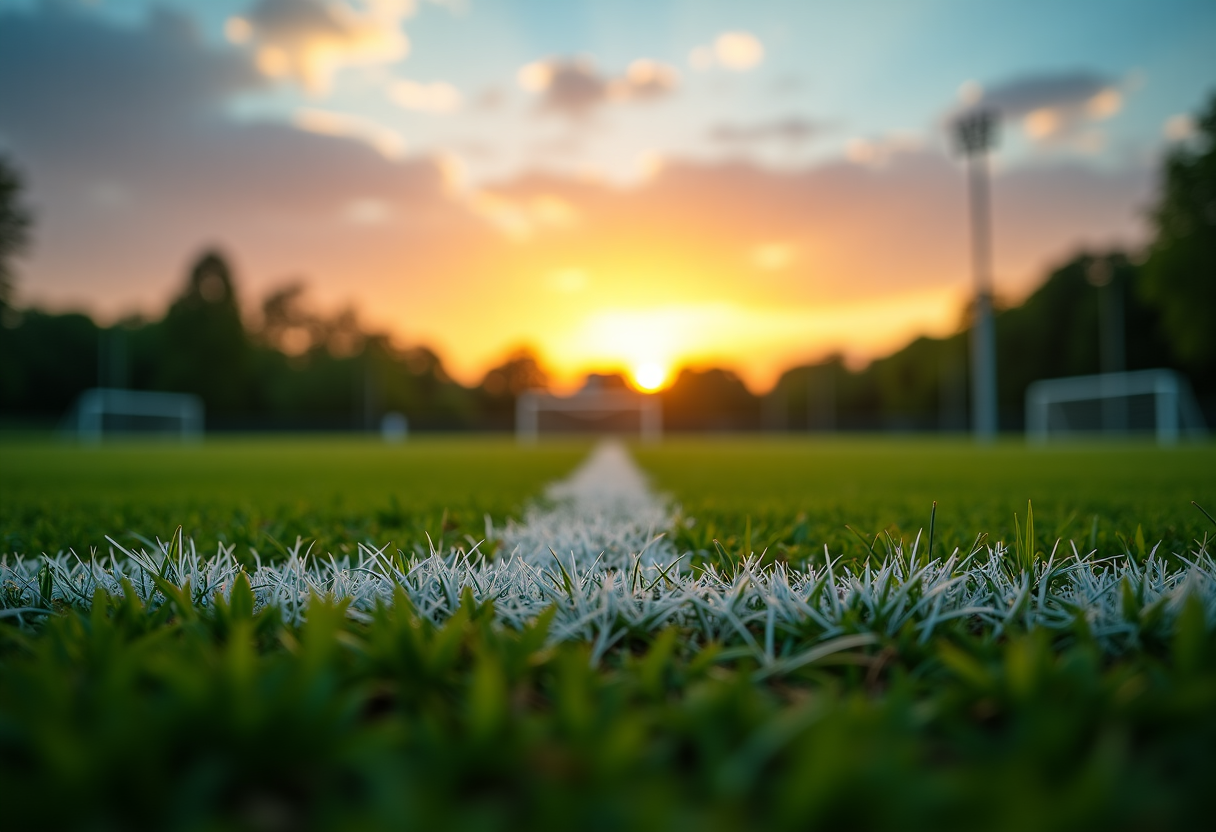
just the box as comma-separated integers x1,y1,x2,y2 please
632,362,667,392
0,0,1213,391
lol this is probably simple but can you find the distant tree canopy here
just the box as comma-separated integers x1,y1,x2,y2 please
660,368,760,431
0,249,485,428
764,247,1199,430
476,348,551,428
481,349,549,399
0,154,32,309
1,242,1210,430
157,251,251,412
1141,93,1216,374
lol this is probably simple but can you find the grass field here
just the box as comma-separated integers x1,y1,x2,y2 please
2,434,1215,830
0,436,590,557
635,437,1216,565
4,434,1212,560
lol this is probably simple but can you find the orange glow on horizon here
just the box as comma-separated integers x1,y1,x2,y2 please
373,283,968,397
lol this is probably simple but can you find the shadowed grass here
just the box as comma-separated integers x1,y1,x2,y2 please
2,587,1214,831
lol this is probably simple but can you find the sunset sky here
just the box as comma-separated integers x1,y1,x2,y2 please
1,0,1213,391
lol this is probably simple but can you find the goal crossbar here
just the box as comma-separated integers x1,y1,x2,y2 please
517,390,661,442
70,388,204,442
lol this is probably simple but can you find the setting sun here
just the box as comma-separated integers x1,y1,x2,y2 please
632,362,668,391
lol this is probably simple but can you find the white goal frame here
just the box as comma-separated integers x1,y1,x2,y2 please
1025,369,1207,445
516,389,661,443
70,388,204,442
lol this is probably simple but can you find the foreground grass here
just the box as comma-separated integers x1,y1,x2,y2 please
4,434,1215,829
0,435,589,557
634,437,1216,566
2,589,1214,831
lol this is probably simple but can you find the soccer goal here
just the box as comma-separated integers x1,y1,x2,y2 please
68,388,204,442
1025,369,1207,445
516,389,661,442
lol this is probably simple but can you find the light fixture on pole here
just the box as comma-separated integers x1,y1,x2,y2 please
954,108,999,441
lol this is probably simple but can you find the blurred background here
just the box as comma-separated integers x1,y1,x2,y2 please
0,0,1212,434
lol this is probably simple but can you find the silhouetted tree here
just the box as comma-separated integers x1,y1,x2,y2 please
0,311,99,417
1141,93,1216,375
156,250,250,412
0,154,32,310
481,348,549,397
660,368,759,431
994,252,1180,424
477,348,549,427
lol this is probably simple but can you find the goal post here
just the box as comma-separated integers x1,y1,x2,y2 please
69,388,204,442
1025,369,1207,445
516,389,661,443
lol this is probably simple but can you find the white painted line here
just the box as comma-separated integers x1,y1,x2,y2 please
3,442,1213,665
497,440,675,570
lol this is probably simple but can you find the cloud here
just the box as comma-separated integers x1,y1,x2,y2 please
955,70,1125,146
516,56,678,118
388,79,462,112
226,0,414,94
709,118,824,146
517,58,606,117
342,197,393,224
689,31,764,72
844,133,924,167
1163,113,1196,141
622,60,679,100
465,190,580,241
970,71,1115,117
0,4,262,159
293,107,406,158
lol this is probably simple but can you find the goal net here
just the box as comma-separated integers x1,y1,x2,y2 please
1025,369,1207,445
516,389,661,442
67,388,204,442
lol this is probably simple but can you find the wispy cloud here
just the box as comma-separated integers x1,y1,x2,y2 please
845,133,924,167
226,0,414,94
388,79,462,112
517,56,679,118
709,117,825,146
955,70,1126,149
688,31,764,72
293,107,406,158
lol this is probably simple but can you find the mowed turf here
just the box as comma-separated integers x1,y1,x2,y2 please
3,434,1213,561
0,435,589,557
633,437,1216,564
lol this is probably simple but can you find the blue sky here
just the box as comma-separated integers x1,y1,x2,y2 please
1,0,1213,388
44,0,1205,178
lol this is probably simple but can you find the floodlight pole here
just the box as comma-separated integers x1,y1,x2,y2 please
955,109,999,442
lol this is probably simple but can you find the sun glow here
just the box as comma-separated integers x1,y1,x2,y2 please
632,362,668,392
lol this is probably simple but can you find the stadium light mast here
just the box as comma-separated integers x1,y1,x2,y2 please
955,108,999,442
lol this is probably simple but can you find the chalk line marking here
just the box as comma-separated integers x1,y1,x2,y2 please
495,439,676,570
